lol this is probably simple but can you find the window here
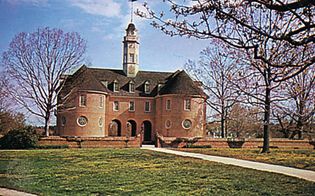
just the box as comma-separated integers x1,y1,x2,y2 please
184,99,191,111
182,119,192,129
144,81,150,94
99,117,103,127
166,99,171,110
129,101,135,111
99,95,104,108
113,80,119,92
113,101,119,111
165,120,172,129
145,101,151,112
129,81,135,93
79,95,86,107
77,116,88,126
158,84,163,92
129,53,135,63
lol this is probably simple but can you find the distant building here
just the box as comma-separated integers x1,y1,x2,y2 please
56,23,207,144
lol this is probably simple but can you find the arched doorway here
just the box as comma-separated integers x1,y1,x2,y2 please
127,120,137,137
109,119,121,136
142,120,152,144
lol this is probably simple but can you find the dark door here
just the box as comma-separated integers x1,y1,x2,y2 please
143,121,152,143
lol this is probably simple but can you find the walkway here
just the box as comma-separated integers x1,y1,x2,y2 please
141,146,315,182
0,188,37,196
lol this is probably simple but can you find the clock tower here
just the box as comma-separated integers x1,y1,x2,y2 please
123,23,139,77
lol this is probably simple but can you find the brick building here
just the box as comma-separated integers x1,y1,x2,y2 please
56,23,207,144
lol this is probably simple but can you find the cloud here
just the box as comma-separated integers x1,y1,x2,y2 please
70,0,121,17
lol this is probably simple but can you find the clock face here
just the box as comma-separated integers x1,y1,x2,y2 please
129,43,135,48
129,65,135,74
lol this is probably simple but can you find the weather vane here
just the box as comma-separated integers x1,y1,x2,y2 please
129,0,137,22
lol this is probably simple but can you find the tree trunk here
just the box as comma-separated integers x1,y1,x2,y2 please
262,70,271,153
221,105,225,138
44,110,51,137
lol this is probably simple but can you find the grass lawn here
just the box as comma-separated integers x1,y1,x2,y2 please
177,148,315,171
0,149,314,195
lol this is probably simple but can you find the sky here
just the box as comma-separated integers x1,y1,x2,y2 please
0,0,210,73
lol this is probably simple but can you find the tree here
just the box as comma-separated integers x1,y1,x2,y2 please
1,27,86,137
138,0,314,152
278,65,315,139
138,0,314,70
185,39,242,138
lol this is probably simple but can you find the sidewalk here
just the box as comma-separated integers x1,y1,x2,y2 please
0,188,37,196
141,146,315,182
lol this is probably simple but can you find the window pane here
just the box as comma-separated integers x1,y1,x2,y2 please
99,96,104,108
113,101,119,111
185,99,191,110
145,101,150,112
80,95,86,106
129,101,135,111
166,100,171,110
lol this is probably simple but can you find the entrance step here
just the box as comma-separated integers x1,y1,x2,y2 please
141,144,155,149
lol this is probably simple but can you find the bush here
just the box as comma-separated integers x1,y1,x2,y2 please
0,126,39,149
36,145,69,149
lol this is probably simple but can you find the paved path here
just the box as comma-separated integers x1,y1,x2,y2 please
0,188,37,196
141,146,315,182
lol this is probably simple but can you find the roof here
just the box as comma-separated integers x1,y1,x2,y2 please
59,65,206,98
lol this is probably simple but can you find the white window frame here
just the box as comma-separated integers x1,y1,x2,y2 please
184,99,191,111
144,81,150,94
79,94,86,107
113,80,119,92
144,101,151,112
129,101,135,112
166,99,171,111
99,95,104,108
113,101,119,111
129,81,135,93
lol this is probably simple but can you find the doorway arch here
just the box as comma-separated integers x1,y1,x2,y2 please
127,120,137,137
109,119,121,136
142,120,152,143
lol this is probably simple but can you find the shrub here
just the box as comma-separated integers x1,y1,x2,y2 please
0,126,39,149
36,145,69,149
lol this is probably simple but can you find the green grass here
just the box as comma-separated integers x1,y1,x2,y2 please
177,148,315,171
0,149,314,195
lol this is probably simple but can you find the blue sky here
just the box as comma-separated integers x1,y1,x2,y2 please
0,0,210,72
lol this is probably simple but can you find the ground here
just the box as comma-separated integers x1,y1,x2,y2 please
0,149,314,195
176,148,315,171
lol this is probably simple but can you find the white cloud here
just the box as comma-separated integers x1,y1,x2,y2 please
70,0,121,17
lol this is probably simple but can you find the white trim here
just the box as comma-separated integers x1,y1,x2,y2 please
182,119,192,130
144,100,151,112
79,94,87,107
184,99,191,111
77,116,88,127
99,95,104,108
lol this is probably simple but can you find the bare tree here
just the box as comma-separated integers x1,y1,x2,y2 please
185,39,242,138
138,0,314,71
1,27,86,136
138,1,314,152
279,66,315,139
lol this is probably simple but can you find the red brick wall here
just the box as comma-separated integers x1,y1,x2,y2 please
157,136,315,149
58,91,106,137
155,95,206,138
57,90,207,142
38,136,141,148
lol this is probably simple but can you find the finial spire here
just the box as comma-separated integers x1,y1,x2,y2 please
129,0,137,22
